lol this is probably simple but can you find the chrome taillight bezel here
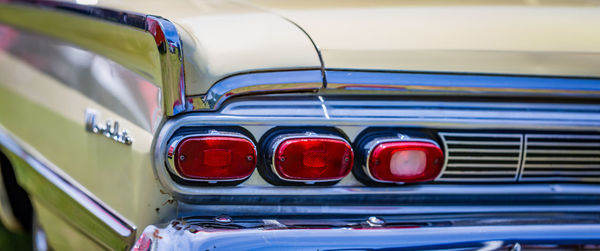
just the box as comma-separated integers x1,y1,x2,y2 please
260,131,354,185
355,132,443,185
165,130,257,183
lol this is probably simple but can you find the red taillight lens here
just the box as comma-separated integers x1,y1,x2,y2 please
368,142,443,183
273,137,353,181
174,136,257,180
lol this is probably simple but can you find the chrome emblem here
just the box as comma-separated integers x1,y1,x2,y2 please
85,109,133,145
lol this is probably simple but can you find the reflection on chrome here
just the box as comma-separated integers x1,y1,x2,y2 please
85,109,133,145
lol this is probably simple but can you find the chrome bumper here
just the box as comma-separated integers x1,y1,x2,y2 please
134,220,600,250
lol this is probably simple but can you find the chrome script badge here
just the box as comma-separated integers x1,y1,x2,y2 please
85,108,133,145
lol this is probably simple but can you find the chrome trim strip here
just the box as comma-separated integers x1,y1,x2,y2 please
165,131,257,183
139,221,600,250
145,16,186,116
265,133,352,184
0,125,136,249
190,70,323,110
325,70,600,98
178,203,600,217
5,0,186,116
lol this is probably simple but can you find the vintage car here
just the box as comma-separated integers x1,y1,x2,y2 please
1,0,600,250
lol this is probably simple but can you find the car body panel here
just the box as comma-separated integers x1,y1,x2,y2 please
247,0,600,78
90,0,323,96
0,22,175,248
0,3,163,88
1,1,600,250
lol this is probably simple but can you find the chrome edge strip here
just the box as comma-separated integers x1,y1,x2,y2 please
145,16,186,116
325,70,600,98
7,0,186,116
189,70,323,110
0,126,136,249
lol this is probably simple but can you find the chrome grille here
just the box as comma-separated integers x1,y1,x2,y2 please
437,133,523,182
521,134,600,182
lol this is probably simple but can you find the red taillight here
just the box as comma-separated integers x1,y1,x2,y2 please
367,141,443,183
272,137,354,181
173,136,257,181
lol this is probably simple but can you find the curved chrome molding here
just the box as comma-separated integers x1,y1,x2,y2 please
165,131,257,183
189,70,323,110
5,0,186,116
325,70,600,98
145,16,186,116
0,126,136,250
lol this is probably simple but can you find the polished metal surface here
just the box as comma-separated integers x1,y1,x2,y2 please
0,125,136,250
137,220,600,251
145,16,186,116
0,24,163,132
85,109,133,145
3,0,186,116
324,70,600,98
165,131,257,183
439,133,600,183
189,70,323,110
178,200,600,217
437,133,523,182
521,134,600,182
154,95,600,200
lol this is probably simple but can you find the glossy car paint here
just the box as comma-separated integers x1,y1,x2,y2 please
0,0,600,250
87,0,600,94
0,10,175,249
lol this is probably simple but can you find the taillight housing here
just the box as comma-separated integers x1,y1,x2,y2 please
166,132,257,183
261,132,353,185
355,133,444,184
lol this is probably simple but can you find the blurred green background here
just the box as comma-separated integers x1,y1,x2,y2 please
0,222,31,250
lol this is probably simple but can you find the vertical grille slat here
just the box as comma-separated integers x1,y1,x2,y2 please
437,133,523,182
521,134,600,181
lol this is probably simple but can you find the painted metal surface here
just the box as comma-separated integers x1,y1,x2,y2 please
0,125,136,250
136,220,600,250
0,1,187,116
0,17,174,249
245,0,600,78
